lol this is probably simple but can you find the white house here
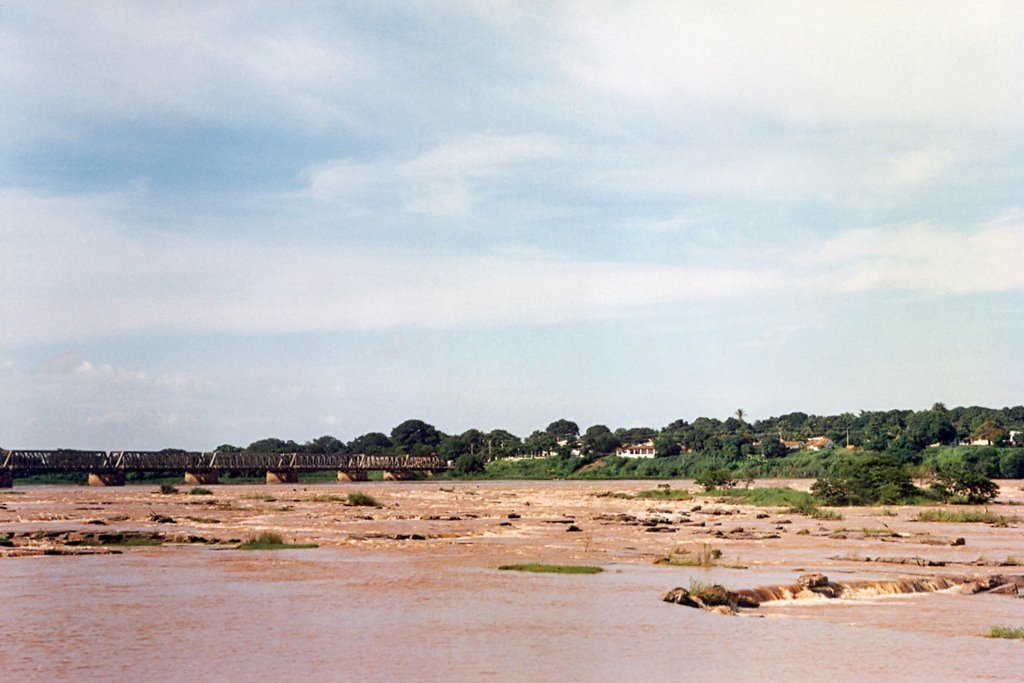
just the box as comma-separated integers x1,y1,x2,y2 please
616,440,656,458
806,437,835,451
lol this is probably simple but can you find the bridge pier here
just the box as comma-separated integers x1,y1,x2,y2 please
88,472,125,487
0,470,11,488
266,470,299,485
337,469,368,482
184,471,219,485
382,470,415,481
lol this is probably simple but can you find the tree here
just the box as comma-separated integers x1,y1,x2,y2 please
812,452,917,505
735,408,746,424
347,432,393,455
999,450,1024,478
303,435,344,454
214,443,242,453
545,419,580,440
616,426,657,444
525,430,557,456
903,410,955,450
929,465,999,504
583,425,620,456
486,429,521,458
761,438,789,459
458,429,486,455
971,419,1008,446
390,419,444,454
654,434,681,458
452,451,487,475
695,467,736,491
247,437,299,453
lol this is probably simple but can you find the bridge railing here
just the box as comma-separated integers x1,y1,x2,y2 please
1,450,447,473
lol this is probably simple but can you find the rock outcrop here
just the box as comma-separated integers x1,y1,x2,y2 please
664,572,1023,615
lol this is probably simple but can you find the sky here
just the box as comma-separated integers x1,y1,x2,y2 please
1,1,1022,450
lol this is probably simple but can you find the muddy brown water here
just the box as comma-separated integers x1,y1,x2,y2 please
1,479,1022,681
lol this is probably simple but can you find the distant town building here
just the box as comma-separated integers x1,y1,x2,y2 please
616,440,656,458
806,437,835,451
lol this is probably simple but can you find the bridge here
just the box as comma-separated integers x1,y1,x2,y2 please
0,450,449,488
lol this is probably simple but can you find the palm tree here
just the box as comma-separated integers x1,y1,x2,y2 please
735,408,746,425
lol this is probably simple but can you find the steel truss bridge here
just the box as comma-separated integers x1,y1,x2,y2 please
1,450,446,476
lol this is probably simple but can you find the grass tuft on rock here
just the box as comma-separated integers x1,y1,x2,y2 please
915,509,1017,525
985,625,1024,640
708,487,814,507
346,491,381,507
188,487,213,496
308,493,345,502
656,543,722,567
159,484,179,495
687,579,735,607
498,563,603,574
237,531,318,550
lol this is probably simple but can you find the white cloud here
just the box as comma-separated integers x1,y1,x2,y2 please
0,3,370,142
2,187,1022,349
885,149,955,187
561,1,1024,129
304,133,564,218
808,218,1024,294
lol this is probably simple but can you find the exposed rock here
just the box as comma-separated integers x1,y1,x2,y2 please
662,587,700,608
985,582,1019,595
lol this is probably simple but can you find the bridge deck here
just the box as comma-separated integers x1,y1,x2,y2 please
0,450,446,474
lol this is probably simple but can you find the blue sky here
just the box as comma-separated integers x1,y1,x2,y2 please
1,1,1022,449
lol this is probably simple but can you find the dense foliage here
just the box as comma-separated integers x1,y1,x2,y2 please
200,404,1021,489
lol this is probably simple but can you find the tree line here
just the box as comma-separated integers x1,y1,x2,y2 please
213,404,1024,474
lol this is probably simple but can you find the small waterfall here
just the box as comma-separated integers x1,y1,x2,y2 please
839,577,959,598
735,584,799,604
737,574,1014,605
665,573,1022,613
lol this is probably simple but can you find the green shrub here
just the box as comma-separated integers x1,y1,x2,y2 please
237,531,318,550
915,509,1016,524
811,452,917,505
188,487,213,496
711,487,815,507
634,487,692,500
346,491,381,507
1000,451,1024,478
687,580,735,607
695,467,736,491
929,466,1000,504
159,484,179,495
453,452,487,475
985,625,1024,640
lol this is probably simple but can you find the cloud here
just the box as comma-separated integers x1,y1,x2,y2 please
2,187,1022,349
304,133,564,218
0,3,373,145
885,149,955,187
561,1,1024,129
809,218,1024,294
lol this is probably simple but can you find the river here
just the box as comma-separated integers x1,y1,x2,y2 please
1,480,1021,681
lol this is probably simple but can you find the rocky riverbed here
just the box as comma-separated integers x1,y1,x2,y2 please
2,479,1022,681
